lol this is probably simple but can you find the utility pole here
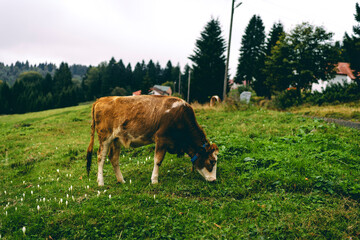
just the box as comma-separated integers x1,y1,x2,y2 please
223,0,242,101
178,69,181,95
187,69,191,103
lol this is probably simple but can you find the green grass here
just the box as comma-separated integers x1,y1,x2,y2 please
1,104,360,239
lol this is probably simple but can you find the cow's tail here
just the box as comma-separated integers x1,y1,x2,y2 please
86,102,96,177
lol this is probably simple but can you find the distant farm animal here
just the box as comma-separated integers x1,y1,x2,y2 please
86,95,219,186
210,95,221,107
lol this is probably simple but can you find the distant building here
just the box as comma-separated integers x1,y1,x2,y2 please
132,90,142,96
150,85,172,96
312,62,356,92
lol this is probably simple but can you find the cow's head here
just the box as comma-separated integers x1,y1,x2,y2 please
193,143,219,182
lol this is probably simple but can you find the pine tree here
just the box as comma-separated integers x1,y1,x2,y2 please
189,18,226,103
53,62,72,95
235,15,266,88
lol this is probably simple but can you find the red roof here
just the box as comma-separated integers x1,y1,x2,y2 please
132,90,141,96
336,62,356,80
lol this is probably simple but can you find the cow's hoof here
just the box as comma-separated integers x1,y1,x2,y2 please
117,179,126,184
151,179,158,184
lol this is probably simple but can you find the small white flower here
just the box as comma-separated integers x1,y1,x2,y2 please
23,193,25,197
57,178,59,182
57,169,59,173
5,211,7,216
22,226,26,235
109,194,111,199
87,185,89,189
154,194,156,200
43,198,45,202
85,194,87,198
38,177,41,180
60,198,63,204
37,205,40,212
31,191,33,195
104,190,107,193
130,179,132,184
23,181,25,184
20,198,23,202
36,199,39,202
15,207,17,211
72,196,75,201
69,174,72,177
54,197,57,201
66,200,68,206
37,184,40,188
4,190,6,195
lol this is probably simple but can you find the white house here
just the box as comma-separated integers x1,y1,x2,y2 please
149,85,172,96
312,62,356,92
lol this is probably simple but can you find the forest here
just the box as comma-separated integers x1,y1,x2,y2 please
0,3,360,114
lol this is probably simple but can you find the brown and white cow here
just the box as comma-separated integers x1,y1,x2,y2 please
86,95,219,186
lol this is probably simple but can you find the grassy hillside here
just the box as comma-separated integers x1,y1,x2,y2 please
1,103,360,239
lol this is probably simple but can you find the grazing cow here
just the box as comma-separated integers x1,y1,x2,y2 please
86,95,219,186
210,95,221,107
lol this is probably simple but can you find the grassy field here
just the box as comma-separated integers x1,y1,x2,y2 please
1,103,360,239
289,101,360,122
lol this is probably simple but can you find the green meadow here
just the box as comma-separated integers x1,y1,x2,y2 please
1,103,360,239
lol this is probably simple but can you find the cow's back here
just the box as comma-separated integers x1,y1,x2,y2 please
93,95,190,148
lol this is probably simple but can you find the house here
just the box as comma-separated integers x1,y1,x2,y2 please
149,85,172,96
312,62,355,92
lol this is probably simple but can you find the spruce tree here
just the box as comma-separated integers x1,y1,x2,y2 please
189,18,226,103
235,15,266,89
343,3,360,83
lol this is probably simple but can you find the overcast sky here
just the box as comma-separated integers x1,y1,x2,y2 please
0,0,359,77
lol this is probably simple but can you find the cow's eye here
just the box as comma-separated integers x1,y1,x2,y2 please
210,160,216,166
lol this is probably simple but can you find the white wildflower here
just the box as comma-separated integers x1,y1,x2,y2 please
130,179,132,184
20,198,23,202
57,169,59,173
154,194,156,200
4,190,6,195
15,207,17,211
109,194,111,199
85,194,87,198
66,200,68,206
31,191,33,195
5,211,7,216
43,198,45,202
37,205,40,212
60,198,63,204
87,185,89,189
37,184,40,188
22,226,26,235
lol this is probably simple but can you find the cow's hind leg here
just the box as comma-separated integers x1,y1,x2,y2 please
151,143,166,184
109,138,125,184
97,138,111,186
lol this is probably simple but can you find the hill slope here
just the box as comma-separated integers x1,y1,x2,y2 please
0,104,359,239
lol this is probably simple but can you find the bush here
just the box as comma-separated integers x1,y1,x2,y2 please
274,89,301,109
305,82,360,105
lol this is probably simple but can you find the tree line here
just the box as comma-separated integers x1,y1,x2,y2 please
1,3,359,114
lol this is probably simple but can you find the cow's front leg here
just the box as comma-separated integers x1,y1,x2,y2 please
97,140,110,186
151,145,166,184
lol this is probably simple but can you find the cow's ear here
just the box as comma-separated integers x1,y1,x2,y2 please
211,143,219,153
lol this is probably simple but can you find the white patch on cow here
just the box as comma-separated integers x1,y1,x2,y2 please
196,164,217,182
171,100,185,109
165,109,170,113
151,155,162,184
